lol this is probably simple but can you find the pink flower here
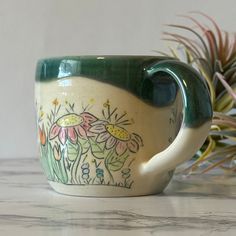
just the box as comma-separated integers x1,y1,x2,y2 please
89,120,143,155
49,112,97,145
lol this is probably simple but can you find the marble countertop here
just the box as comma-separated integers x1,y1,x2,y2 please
0,158,235,236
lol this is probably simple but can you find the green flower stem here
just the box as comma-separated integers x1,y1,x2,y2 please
46,142,55,181
71,145,82,184
105,149,115,183
40,145,54,180
57,158,68,184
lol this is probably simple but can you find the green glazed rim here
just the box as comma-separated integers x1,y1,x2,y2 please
35,55,172,81
35,55,178,105
35,55,212,128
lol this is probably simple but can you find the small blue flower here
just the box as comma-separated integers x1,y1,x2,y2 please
82,173,89,180
96,168,104,178
81,162,90,180
122,168,131,179
83,168,90,174
81,163,89,169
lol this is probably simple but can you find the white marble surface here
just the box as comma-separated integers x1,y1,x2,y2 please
0,158,235,236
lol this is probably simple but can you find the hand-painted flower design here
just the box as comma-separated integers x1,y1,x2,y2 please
37,99,143,188
38,124,46,146
53,143,61,161
90,121,143,155
49,112,97,144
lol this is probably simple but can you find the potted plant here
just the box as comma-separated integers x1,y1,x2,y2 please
160,12,236,175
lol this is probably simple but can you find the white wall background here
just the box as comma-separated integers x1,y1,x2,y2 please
0,0,235,158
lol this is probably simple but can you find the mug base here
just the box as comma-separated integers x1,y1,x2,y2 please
48,181,164,197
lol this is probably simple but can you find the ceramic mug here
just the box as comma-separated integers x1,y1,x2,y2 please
35,56,212,197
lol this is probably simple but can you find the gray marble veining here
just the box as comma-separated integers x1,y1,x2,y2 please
0,158,235,236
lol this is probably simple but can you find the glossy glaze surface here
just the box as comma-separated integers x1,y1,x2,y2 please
35,56,212,196
36,56,212,127
36,56,178,107
35,77,180,196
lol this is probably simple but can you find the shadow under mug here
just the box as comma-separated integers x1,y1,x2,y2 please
35,56,212,197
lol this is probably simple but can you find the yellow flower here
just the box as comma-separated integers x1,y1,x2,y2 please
103,99,110,107
49,112,97,144
52,98,59,106
89,98,95,104
89,121,143,155
106,124,130,141
40,111,44,118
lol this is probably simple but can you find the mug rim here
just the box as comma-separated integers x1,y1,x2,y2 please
37,55,166,61
35,55,173,82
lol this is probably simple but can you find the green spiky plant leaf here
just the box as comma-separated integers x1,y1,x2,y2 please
161,12,236,174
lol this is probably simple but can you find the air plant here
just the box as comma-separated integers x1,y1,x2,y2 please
160,12,236,174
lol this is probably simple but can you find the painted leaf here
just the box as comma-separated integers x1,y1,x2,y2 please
46,142,56,181
40,144,54,181
48,142,63,182
107,153,129,172
89,137,106,159
49,144,68,184
79,138,90,154
66,141,80,161
55,151,68,184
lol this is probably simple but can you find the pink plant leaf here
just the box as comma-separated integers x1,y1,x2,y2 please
204,30,218,63
190,11,224,57
178,13,219,59
166,24,210,60
216,72,236,101
152,50,170,57
163,31,202,57
201,154,234,174
212,119,236,129
183,145,236,173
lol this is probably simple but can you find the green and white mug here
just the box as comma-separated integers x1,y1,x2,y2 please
35,56,212,197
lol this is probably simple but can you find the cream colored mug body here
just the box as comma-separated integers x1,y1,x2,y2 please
35,56,212,197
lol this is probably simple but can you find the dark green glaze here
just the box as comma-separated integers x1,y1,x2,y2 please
36,56,178,106
36,56,212,127
143,60,213,127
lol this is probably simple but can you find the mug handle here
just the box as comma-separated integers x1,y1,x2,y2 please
140,60,213,175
